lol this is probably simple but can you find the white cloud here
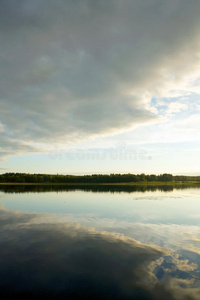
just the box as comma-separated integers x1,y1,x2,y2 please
166,102,188,116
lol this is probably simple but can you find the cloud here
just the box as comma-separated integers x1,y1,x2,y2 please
1,0,200,160
165,102,188,116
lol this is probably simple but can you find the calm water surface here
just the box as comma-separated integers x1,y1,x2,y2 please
0,185,200,299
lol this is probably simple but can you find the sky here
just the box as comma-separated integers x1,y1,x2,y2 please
0,0,200,175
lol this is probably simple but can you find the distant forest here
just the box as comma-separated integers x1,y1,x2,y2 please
0,173,200,183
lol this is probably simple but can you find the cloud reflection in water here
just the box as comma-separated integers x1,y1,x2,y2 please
0,207,200,299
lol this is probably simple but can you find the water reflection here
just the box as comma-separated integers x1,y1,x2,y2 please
0,183,199,194
0,206,200,299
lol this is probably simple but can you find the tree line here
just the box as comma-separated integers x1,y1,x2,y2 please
0,172,199,183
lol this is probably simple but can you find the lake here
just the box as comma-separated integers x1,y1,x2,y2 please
0,185,200,299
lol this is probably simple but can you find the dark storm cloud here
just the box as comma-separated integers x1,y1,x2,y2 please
1,0,200,159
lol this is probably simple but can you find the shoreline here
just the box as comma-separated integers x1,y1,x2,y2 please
0,181,200,186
